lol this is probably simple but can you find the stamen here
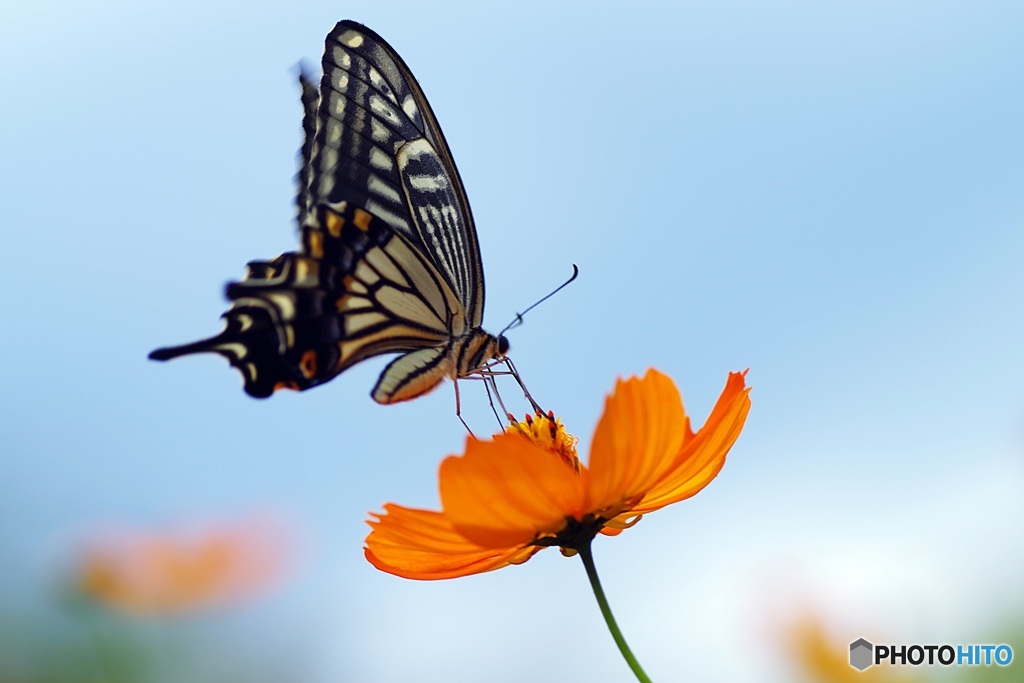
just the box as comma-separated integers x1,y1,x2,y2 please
506,412,580,473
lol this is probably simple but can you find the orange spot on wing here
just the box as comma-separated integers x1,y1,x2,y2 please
325,210,345,237
299,350,317,378
306,230,324,258
353,208,373,231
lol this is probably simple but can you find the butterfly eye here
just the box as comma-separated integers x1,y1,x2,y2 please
497,335,511,356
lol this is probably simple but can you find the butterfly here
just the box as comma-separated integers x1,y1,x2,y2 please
150,21,511,405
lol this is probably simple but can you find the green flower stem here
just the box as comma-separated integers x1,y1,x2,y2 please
578,541,653,683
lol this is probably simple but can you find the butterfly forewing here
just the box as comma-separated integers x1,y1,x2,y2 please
308,22,484,325
295,69,320,227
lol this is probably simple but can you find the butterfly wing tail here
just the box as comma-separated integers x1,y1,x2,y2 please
149,336,227,362
148,301,306,398
149,252,337,398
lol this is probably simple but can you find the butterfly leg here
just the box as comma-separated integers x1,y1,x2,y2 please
456,373,508,431
484,372,514,426
503,358,543,414
453,378,476,437
472,358,543,416
481,376,502,426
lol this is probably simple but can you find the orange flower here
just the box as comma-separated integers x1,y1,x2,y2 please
788,615,923,683
77,520,285,615
366,368,751,579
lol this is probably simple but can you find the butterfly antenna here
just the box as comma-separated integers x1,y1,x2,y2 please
499,264,579,337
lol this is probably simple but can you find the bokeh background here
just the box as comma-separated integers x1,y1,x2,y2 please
2,1,1022,681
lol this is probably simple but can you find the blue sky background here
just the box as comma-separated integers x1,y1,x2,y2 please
2,1,1022,681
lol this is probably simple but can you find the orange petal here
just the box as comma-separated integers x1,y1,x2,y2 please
365,504,540,580
440,433,586,548
625,370,751,515
585,369,689,515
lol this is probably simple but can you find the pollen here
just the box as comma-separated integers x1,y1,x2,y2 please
507,411,581,474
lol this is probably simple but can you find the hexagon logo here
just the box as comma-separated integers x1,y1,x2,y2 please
849,638,874,671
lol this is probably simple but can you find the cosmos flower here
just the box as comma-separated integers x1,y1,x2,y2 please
788,615,922,683
365,368,751,579
76,519,285,615
365,368,750,681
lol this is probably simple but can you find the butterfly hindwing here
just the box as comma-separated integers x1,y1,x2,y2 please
150,204,466,398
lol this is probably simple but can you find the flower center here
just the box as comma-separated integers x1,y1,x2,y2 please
506,411,581,474
533,515,605,556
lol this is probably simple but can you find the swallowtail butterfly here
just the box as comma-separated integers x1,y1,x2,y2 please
150,21,510,404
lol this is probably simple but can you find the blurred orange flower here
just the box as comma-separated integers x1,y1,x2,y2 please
76,519,285,615
366,368,751,579
788,615,922,683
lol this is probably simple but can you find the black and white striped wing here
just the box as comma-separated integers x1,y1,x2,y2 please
149,203,467,399
295,68,320,226
301,21,485,327
150,21,504,403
